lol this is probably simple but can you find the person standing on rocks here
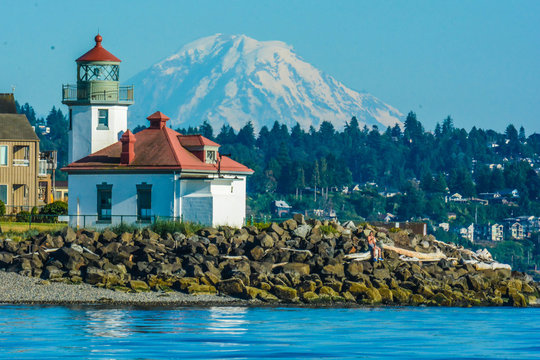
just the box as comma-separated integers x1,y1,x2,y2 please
368,231,382,262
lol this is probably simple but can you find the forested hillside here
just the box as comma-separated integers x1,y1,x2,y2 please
17,102,540,221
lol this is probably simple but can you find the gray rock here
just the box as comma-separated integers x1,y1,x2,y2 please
293,213,306,225
62,227,77,243
85,267,107,285
70,243,84,254
293,224,312,239
43,266,64,279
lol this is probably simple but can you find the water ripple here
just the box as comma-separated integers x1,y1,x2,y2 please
0,306,538,359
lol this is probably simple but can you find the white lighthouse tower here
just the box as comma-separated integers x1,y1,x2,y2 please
62,34,133,163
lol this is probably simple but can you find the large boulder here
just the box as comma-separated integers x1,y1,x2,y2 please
322,264,344,278
268,222,285,236
257,233,274,249
250,246,265,261
217,278,247,297
293,225,311,239
273,285,298,301
282,263,310,278
129,280,150,292
85,267,107,285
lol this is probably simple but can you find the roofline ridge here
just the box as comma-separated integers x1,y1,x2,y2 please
163,126,182,166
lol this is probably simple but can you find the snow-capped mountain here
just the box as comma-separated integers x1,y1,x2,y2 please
127,34,403,131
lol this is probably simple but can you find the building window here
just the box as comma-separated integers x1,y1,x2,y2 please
97,183,112,222
0,184,7,204
12,145,29,166
137,183,152,221
97,109,109,130
206,150,217,164
69,109,73,130
0,146,7,166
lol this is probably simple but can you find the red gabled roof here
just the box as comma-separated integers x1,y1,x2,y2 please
62,113,253,175
178,134,220,147
76,34,121,63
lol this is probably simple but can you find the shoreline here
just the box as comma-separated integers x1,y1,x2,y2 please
1,218,539,308
2,271,538,309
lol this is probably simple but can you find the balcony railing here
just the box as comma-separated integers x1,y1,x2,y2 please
38,159,48,176
13,159,30,167
62,84,134,104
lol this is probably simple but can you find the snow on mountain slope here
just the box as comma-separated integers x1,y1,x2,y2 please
127,34,403,131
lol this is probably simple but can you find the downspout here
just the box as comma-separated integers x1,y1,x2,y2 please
173,171,177,219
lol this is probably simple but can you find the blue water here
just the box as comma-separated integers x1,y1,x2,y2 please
0,305,539,359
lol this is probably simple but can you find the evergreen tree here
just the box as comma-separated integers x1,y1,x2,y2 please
237,121,256,147
200,120,214,140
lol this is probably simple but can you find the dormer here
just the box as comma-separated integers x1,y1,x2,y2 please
178,135,220,164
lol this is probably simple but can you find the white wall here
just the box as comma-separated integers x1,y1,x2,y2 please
179,179,213,225
69,105,128,163
179,176,246,228
68,173,174,228
68,173,248,228
211,177,246,228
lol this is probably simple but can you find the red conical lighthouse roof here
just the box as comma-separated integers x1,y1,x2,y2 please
76,34,121,62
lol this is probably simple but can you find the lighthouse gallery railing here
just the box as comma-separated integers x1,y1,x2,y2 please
62,84,134,104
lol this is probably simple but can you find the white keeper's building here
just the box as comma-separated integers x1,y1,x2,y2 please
62,35,253,228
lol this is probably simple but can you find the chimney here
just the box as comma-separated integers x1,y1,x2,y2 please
147,111,170,129
120,130,136,165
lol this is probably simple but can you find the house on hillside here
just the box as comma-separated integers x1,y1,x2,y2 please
0,94,53,213
497,189,519,198
446,193,467,203
509,222,524,240
438,222,449,232
459,223,474,242
272,200,292,218
491,223,504,241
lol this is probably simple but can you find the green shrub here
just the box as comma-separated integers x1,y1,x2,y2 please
251,222,270,231
108,222,141,234
0,200,5,216
16,211,31,222
40,201,68,215
39,201,68,222
151,220,203,237
320,224,339,235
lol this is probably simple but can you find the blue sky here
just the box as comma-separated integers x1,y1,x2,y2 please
1,0,539,133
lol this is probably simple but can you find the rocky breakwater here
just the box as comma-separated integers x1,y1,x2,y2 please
0,215,538,307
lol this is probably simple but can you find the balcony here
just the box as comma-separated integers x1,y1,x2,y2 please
13,159,30,167
38,159,48,176
62,84,134,105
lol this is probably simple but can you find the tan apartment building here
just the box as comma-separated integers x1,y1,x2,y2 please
0,94,52,213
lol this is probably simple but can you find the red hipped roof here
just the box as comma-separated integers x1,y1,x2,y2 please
179,134,220,147
62,112,253,175
76,34,121,63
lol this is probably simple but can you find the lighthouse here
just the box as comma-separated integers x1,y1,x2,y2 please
62,34,133,163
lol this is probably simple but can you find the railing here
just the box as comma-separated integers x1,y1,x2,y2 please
12,159,30,166
62,84,134,103
38,159,48,176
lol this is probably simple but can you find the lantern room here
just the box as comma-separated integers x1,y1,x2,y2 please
62,34,133,105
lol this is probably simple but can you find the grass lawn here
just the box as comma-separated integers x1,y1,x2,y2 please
0,222,67,233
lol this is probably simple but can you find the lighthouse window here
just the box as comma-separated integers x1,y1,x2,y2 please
69,109,72,130
97,109,109,130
